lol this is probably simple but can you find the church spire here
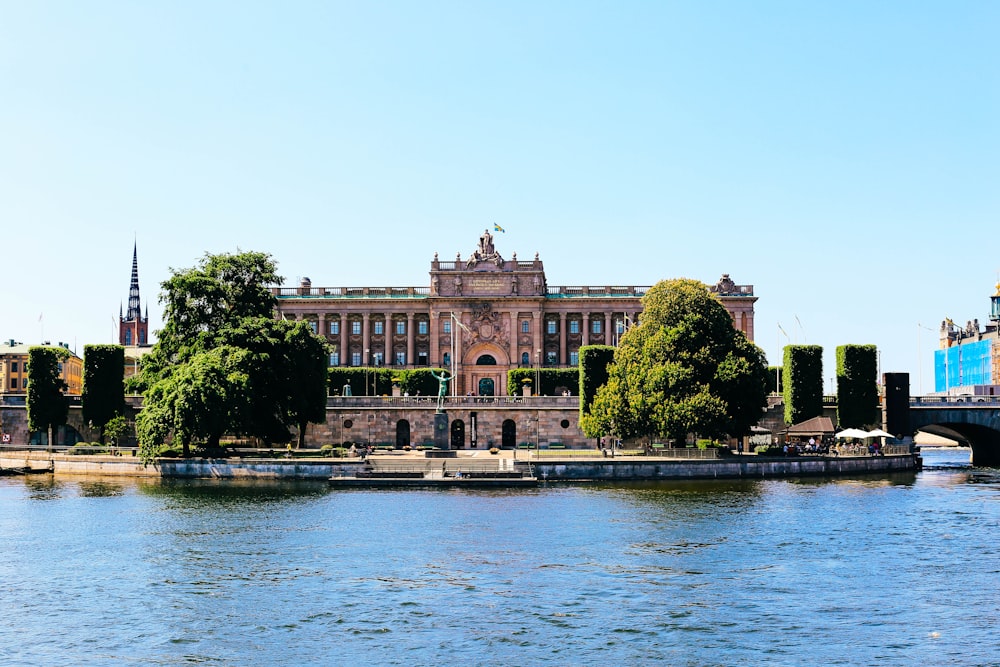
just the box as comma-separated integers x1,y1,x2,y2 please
126,242,141,322
119,242,149,346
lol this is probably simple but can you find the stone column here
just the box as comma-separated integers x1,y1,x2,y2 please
605,312,613,345
559,312,567,366
362,313,371,365
509,310,519,365
406,313,415,367
339,315,348,366
582,313,590,347
430,311,440,366
532,311,542,369
383,315,392,367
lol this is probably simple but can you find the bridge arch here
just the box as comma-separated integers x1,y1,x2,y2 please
908,402,1000,466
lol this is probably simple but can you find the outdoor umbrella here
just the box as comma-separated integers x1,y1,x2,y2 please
835,428,869,439
866,429,895,438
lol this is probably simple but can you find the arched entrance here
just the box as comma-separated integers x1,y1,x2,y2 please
463,346,508,396
395,420,410,448
502,419,516,449
450,420,465,449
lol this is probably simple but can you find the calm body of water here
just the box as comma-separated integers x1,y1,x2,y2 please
1,448,997,666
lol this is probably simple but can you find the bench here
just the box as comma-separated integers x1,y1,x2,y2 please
517,442,535,449
548,443,566,449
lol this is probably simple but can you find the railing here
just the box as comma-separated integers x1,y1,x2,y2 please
546,286,650,298
326,395,580,408
911,396,1000,406
272,287,431,299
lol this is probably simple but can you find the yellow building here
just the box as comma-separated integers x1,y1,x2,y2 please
272,230,757,396
0,340,84,396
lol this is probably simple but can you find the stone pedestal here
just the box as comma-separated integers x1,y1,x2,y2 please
433,412,450,449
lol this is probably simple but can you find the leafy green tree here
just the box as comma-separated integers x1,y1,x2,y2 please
581,279,769,445
579,345,615,417
104,415,130,450
283,320,330,448
136,251,330,458
27,346,70,449
82,344,125,443
782,345,824,425
836,344,879,428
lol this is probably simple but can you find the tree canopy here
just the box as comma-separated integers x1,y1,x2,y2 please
26,346,70,449
135,251,330,461
580,278,769,445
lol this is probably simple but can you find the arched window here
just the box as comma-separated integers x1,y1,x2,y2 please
476,355,497,365
521,352,529,365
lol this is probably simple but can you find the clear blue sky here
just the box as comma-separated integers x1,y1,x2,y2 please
2,1,997,394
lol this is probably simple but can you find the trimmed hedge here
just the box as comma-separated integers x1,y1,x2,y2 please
579,345,615,417
782,345,823,425
836,344,879,428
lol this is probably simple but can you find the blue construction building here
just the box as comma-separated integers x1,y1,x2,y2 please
933,284,1000,396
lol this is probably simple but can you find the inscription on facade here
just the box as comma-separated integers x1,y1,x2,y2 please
468,276,507,293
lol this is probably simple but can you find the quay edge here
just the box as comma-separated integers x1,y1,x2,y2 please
0,451,921,481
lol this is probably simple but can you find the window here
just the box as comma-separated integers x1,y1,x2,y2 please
22,378,28,388
418,321,428,335
351,352,361,366
546,351,557,365
10,362,17,372
124,330,132,345
395,352,406,365
592,320,602,334
395,321,405,335
443,352,450,367
351,320,361,335
9,379,15,389
329,352,339,366
521,320,530,333
521,352,530,365
372,352,384,366
616,319,625,334
329,320,340,335
443,321,451,334
308,320,318,334
547,320,557,334
569,320,580,334
569,351,579,365
374,320,384,335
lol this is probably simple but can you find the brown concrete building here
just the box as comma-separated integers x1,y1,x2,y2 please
272,229,756,398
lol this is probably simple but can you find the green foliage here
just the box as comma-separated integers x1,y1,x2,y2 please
104,415,130,447
782,345,824,425
506,368,579,396
135,251,331,461
82,344,126,443
328,367,404,396
836,344,879,428
579,345,615,417
581,279,770,444
26,346,70,447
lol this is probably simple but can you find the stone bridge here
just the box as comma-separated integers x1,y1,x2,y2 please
908,397,1000,466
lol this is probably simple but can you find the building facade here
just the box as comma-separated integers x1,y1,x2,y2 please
0,340,83,397
272,230,756,397
933,284,1000,395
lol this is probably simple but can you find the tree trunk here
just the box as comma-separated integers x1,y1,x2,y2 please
297,422,307,449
